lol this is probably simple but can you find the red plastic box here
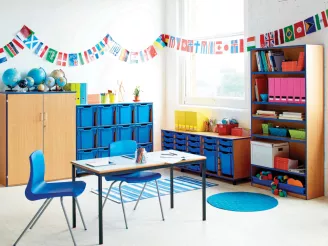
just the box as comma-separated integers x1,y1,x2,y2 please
217,124,239,135
231,127,243,136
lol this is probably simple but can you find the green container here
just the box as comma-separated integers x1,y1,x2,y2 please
289,129,306,140
262,123,273,134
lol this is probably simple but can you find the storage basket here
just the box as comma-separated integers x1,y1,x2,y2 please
274,156,298,171
262,123,273,135
217,123,238,135
231,127,243,136
269,127,288,137
289,129,305,140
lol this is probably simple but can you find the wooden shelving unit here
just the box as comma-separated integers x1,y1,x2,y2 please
250,45,324,200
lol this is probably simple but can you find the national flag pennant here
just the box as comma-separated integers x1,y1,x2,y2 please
109,41,121,56
304,16,317,35
193,40,201,53
201,41,207,54
78,53,84,66
129,51,138,64
215,41,223,54
162,34,170,45
119,49,129,62
188,40,194,53
274,30,280,46
153,35,166,49
207,41,214,54
17,25,34,41
69,54,79,66
35,42,48,58
176,37,181,50
23,34,39,49
92,47,100,59
294,21,305,39
181,39,188,52
96,41,107,55
265,32,275,47
5,42,19,57
146,45,157,58
56,52,68,66
83,51,90,64
231,40,239,53
46,48,58,63
239,39,244,53
168,36,176,48
87,49,95,61
260,34,266,48
12,38,25,50
103,34,113,45
315,11,328,30
284,25,295,42
139,50,149,62
246,36,256,51
278,29,285,44
0,48,7,64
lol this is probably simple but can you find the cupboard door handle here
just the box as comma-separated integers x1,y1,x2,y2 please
40,113,44,122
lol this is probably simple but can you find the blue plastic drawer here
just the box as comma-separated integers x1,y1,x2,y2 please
184,164,201,172
138,143,153,152
163,131,174,138
278,183,306,195
204,149,217,172
204,143,217,151
77,149,98,160
117,125,135,141
219,139,232,147
98,148,109,158
175,133,186,140
188,134,200,142
187,146,201,154
219,145,232,153
163,136,174,143
77,106,95,127
219,151,233,176
188,140,200,148
136,124,152,143
98,126,116,147
252,176,272,187
175,139,186,145
203,137,217,144
116,104,133,124
163,142,174,149
175,144,186,151
135,103,152,123
77,128,97,149
97,105,115,126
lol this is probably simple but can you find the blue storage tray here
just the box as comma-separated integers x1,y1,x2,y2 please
175,133,186,140
278,183,306,195
175,139,186,145
77,106,95,127
163,142,174,149
219,151,232,176
163,131,174,138
116,104,133,124
138,143,153,152
269,127,288,137
219,145,232,153
188,134,200,142
175,144,186,151
135,103,152,123
97,105,115,126
98,148,109,158
77,128,97,149
98,127,116,147
204,149,217,172
252,176,272,187
163,136,174,143
204,143,217,151
77,149,98,160
183,164,201,172
188,140,200,148
219,139,232,147
187,146,201,154
203,137,217,144
135,124,152,143
117,125,135,141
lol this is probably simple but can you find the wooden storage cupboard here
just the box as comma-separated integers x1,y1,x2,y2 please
0,92,76,186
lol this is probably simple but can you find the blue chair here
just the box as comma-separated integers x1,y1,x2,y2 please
13,150,87,246
102,140,164,229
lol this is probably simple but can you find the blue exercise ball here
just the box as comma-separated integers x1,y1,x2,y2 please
2,68,21,89
25,76,34,89
27,67,46,85
45,76,55,89
55,76,67,88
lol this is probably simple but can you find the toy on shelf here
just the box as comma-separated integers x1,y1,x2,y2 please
217,118,239,135
271,175,289,197
27,67,46,87
45,76,55,91
256,171,273,180
2,68,21,91
117,80,125,102
204,118,217,132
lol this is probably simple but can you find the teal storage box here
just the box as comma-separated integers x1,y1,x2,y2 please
219,151,233,176
98,126,116,147
117,125,134,141
77,149,98,160
116,104,133,124
77,106,95,127
135,124,152,143
80,83,87,105
98,148,109,158
77,128,97,149
135,103,152,123
204,149,217,172
97,105,115,126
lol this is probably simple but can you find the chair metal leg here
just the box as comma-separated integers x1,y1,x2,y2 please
133,182,147,211
29,198,53,229
155,180,165,221
75,198,87,230
119,181,128,229
102,181,117,210
60,197,77,246
13,199,50,246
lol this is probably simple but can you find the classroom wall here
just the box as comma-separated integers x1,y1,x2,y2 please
0,0,166,151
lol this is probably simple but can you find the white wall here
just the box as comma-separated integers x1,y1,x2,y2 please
0,0,166,150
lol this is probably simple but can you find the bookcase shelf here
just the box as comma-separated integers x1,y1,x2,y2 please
250,45,324,200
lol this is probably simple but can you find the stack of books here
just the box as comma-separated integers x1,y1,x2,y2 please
255,50,285,72
254,110,277,118
278,112,304,121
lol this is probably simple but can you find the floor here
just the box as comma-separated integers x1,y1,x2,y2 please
1,169,328,246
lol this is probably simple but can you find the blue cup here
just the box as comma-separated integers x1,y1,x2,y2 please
260,93,268,102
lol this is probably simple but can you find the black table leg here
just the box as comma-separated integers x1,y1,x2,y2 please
72,165,76,228
201,160,206,221
98,175,103,245
170,167,174,209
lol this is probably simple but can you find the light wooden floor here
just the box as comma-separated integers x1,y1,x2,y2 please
1,169,328,246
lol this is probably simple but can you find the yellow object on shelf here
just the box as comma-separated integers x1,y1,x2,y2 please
109,93,116,103
174,110,208,132
175,111,186,130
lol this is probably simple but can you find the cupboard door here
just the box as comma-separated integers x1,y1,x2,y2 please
7,94,44,186
0,94,7,186
43,93,76,181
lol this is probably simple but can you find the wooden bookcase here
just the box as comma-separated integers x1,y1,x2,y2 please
250,45,324,199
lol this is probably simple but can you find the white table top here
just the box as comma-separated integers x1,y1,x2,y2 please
71,150,206,175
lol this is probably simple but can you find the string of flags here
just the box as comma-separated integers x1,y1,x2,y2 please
0,8,328,66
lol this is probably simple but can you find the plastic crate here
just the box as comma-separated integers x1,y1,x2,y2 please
187,146,201,154
135,124,152,143
289,129,306,140
77,106,95,127
138,143,153,152
175,144,186,151
135,103,152,123
231,127,243,137
269,127,288,137
77,128,97,149
163,131,174,138
98,148,109,158
188,140,200,148
77,149,98,160
97,126,116,147
219,145,232,153
203,137,217,144
97,105,115,126
117,125,135,141
163,136,174,143
116,104,133,124
219,139,232,147
183,164,201,172
204,149,217,172
262,123,273,135
188,134,201,142
175,139,186,145
278,183,305,195
204,143,216,151
217,123,239,135
163,142,174,149
252,176,272,187
175,133,187,140
219,151,233,176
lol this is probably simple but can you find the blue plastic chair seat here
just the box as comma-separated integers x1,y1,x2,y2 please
105,172,161,183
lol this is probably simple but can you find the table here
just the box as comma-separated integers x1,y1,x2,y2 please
71,150,207,245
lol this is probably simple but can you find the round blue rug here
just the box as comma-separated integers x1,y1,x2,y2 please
207,192,278,212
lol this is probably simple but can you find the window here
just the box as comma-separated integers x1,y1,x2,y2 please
180,0,246,108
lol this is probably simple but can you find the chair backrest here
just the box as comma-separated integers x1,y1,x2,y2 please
109,140,137,157
25,150,46,200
